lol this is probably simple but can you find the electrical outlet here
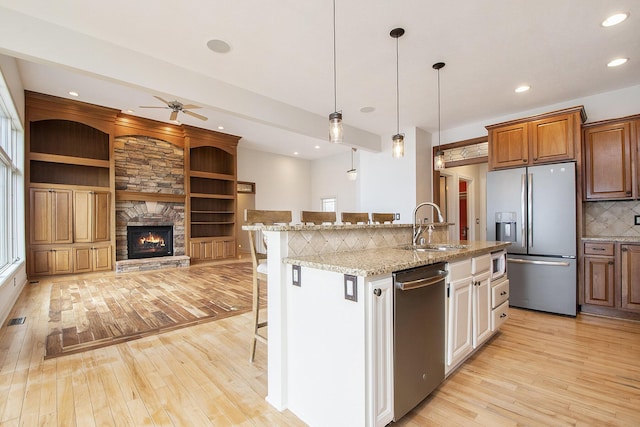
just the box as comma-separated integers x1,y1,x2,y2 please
292,265,301,287
344,274,357,302
635,215,640,225
395,213,400,220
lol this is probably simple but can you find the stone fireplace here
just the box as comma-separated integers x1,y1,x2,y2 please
114,134,189,271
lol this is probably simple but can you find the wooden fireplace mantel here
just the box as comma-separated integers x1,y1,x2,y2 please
116,190,186,203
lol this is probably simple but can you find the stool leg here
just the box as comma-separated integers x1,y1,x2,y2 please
250,273,260,363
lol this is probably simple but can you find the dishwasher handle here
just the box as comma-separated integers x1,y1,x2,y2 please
395,270,448,291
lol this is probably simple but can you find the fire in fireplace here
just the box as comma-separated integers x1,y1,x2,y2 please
127,225,173,259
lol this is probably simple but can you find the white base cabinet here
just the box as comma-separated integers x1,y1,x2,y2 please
446,254,504,376
285,266,393,427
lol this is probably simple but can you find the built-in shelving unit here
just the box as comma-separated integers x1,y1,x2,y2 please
184,126,240,262
26,91,118,277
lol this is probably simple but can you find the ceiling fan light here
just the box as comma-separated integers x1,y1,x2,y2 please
329,111,343,143
392,134,404,158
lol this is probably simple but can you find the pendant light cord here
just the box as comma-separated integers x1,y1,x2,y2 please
395,36,400,135
333,0,337,113
437,67,441,148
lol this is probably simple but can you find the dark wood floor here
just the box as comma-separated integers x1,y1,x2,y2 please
1,262,639,425
44,261,255,358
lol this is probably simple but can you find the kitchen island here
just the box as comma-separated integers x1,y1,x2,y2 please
242,222,509,426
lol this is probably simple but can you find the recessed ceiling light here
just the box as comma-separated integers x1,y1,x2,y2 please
360,106,376,113
602,12,629,27
293,151,299,156
206,39,231,54
515,85,531,93
217,126,225,130
607,57,629,67
126,109,134,113
68,91,79,97
314,145,320,149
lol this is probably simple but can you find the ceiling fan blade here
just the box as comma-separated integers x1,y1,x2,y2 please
139,106,169,109
154,95,172,105
170,110,178,121
183,110,208,121
180,104,201,109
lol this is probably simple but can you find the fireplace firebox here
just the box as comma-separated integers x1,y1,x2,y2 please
127,225,173,259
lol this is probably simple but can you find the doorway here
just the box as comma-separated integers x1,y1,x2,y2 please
236,182,256,254
459,179,469,240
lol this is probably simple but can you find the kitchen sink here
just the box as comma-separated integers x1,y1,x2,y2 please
400,243,469,252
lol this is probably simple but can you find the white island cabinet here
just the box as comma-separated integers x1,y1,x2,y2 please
285,266,393,427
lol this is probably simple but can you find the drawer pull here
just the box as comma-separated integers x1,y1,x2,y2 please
500,291,507,296
500,313,507,319
592,247,605,251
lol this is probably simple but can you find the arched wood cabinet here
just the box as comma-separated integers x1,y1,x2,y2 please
184,126,240,261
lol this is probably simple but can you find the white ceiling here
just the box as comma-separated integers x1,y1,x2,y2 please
1,0,639,160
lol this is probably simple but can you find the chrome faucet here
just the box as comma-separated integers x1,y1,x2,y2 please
412,202,444,246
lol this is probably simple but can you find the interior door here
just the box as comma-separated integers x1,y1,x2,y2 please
236,191,255,254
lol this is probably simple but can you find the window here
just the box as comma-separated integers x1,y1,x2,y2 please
321,197,337,213
0,70,24,274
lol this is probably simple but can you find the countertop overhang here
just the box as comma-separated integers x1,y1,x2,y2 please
283,240,511,277
582,236,640,243
242,222,451,231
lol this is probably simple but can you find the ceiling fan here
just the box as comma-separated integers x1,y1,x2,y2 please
140,96,208,121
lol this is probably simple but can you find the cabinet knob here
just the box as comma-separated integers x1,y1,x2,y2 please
523,159,527,163
373,288,382,297
622,247,628,252
608,261,614,265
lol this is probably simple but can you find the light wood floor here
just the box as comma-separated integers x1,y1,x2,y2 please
1,266,640,426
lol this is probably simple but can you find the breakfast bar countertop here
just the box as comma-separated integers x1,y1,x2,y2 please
283,240,511,277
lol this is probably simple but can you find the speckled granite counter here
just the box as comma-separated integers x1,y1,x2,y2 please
582,236,640,243
284,240,511,276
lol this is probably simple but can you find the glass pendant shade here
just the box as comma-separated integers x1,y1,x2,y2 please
329,111,343,143
347,169,357,180
434,150,445,170
392,134,405,158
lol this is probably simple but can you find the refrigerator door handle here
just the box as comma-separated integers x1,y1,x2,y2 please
520,174,526,249
508,258,571,267
528,173,533,249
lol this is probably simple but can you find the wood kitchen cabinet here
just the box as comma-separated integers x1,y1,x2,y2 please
583,242,615,307
581,241,640,319
621,244,640,312
582,118,638,200
487,106,586,170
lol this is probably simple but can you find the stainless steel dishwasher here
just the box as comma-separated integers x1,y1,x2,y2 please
393,262,447,421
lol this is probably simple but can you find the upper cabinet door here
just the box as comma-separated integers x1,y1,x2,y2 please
488,122,529,170
531,113,575,164
583,121,633,200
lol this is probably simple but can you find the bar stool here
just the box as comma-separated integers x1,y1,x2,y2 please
245,209,292,363
341,212,370,224
300,210,337,225
371,213,396,224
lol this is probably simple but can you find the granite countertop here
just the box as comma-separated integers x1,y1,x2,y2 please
283,240,511,277
242,222,452,231
582,236,640,243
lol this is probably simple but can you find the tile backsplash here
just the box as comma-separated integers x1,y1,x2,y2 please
584,201,640,237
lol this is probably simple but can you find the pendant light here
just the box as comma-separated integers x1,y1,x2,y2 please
433,62,446,170
390,28,405,158
329,0,343,143
347,148,357,180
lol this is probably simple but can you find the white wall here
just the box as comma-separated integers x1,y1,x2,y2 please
237,147,312,223
310,150,357,214
0,54,27,326
442,84,640,144
359,127,421,223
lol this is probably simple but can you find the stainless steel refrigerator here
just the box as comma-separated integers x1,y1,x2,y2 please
487,161,577,316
